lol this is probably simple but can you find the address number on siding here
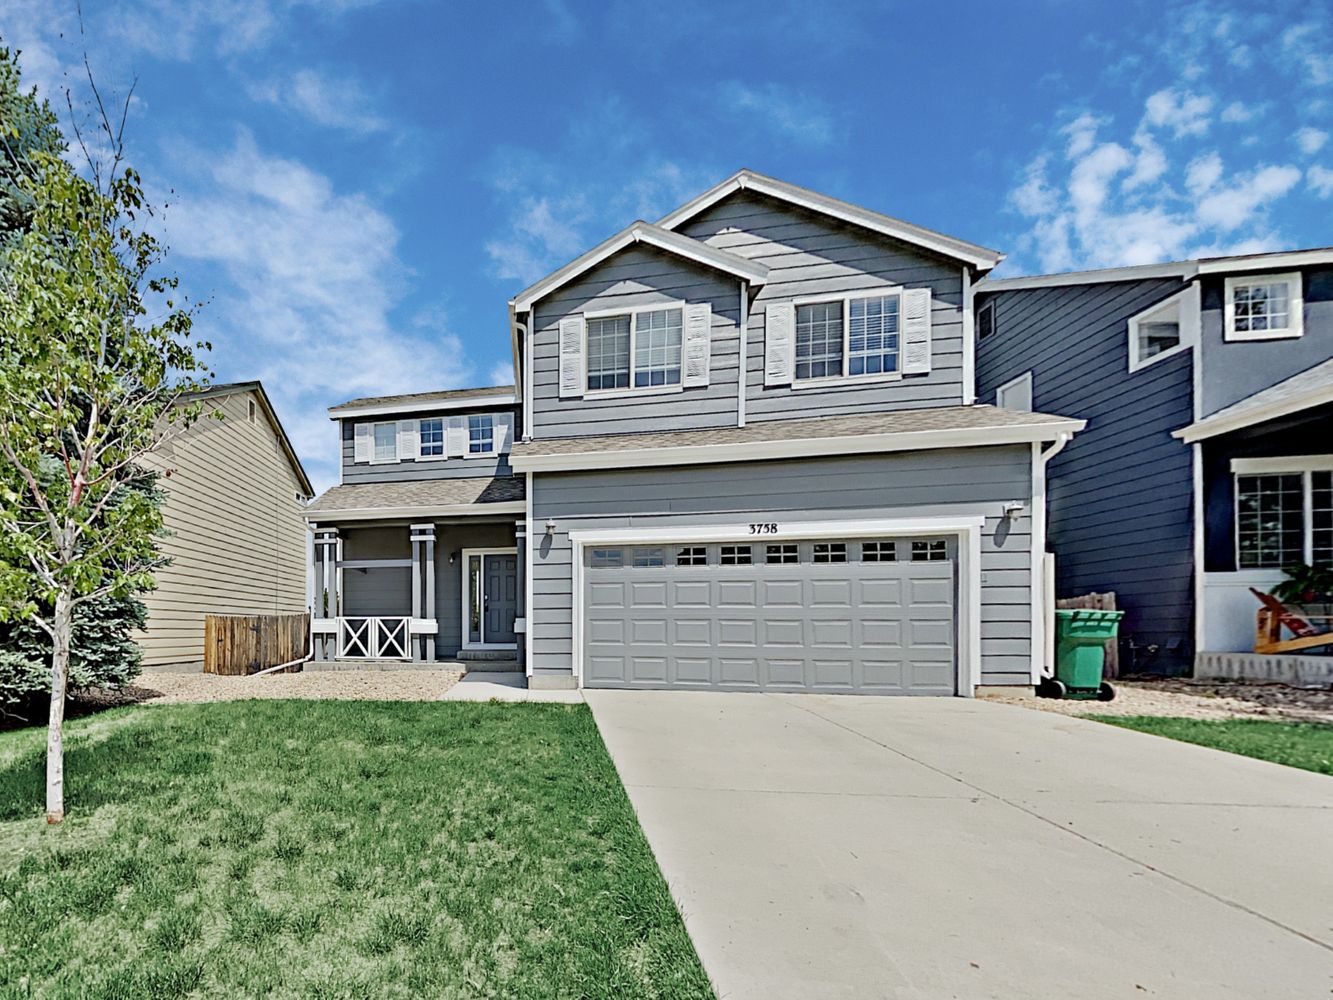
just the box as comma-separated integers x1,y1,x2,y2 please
749,522,779,535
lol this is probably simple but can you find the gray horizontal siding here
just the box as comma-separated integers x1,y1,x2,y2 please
679,191,966,420
976,278,1195,674
1198,266,1333,418
529,446,1033,687
340,414,513,485
531,244,742,438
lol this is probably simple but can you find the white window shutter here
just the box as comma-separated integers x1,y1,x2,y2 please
901,288,933,375
353,423,372,463
764,302,795,386
682,303,712,388
558,316,586,398
397,420,418,460
494,412,514,453
446,415,467,457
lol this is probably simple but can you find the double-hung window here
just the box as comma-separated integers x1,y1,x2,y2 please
1233,458,1333,568
1224,273,1303,341
419,418,444,458
586,305,683,392
372,422,397,463
795,292,901,383
468,414,494,455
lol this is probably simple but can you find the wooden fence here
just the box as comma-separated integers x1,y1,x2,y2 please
1056,591,1119,678
204,613,310,675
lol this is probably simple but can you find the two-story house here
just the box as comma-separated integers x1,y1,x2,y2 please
301,170,1088,694
975,249,1333,675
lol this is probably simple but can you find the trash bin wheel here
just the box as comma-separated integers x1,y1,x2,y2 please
1097,681,1116,702
1037,677,1067,700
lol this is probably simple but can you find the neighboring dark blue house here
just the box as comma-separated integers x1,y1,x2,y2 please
976,249,1333,675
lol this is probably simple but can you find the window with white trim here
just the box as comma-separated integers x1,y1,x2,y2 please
1225,272,1303,341
720,544,753,565
795,291,901,382
587,315,631,390
862,541,897,562
995,371,1033,412
977,299,996,339
911,540,948,562
766,543,798,564
590,548,623,568
468,414,494,455
1128,284,1198,372
632,547,665,567
586,305,683,392
419,418,444,457
813,542,847,563
676,546,707,566
372,422,397,463
1235,463,1333,568
634,307,683,387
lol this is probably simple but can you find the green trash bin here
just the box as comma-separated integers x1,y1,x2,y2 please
1038,609,1124,701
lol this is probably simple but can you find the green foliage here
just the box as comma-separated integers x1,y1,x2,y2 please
0,46,65,244
1271,563,1333,606
1092,716,1333,776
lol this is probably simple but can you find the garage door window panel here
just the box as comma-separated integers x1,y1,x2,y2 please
676,545,707,566
862,541,897,562
766,543,799,564
721,544,753,565
632,547,666,567
813,542,847,563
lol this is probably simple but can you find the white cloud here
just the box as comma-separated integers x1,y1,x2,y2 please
1296,126,1329,156
1309,165,1333,199
1185,152,1223,195
488,360,515,386
1195,165,1301,230
246,69,386,134
720,82,835,147
1143,88,1213,138
163,132,473,491
1220,101,1258,124
1283,23,1333,87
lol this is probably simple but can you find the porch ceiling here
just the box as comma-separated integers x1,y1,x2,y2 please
306,475,525,521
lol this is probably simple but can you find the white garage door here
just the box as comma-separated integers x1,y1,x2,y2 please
582,537,957,694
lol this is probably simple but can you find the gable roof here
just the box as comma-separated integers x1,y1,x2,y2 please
657,169,1005,272
180,381,314,497
1174,358,1333,443
510,220,769,313
328,385,515,419
304,475,525,521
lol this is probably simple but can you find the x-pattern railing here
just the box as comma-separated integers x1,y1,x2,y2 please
337,617,411,659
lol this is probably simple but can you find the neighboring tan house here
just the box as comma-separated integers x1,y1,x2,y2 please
137,381,314,668
304,170,1086,695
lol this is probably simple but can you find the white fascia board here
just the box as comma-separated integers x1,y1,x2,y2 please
328,395,517,420
567,515,986,546
510,222,767,313
304,501,526,522
1195,248,1333,274
510,419,1087,472
977,261,1196,292
657,170,1004,271
1230,455,1333,474
1173,386,1333,442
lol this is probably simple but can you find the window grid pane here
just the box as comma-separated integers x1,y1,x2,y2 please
1312,472,1332,567
633,308,682,388
862,541,897,562
587,315,631,390
766,543,799,564
590,548,623,568
795,302,843,380
1236,474,1304,568
1233,281,1291,333
373,422,396,462
813,542,847,563
419,418,443,456
468,414,493,454
1138,321,1180,360
720,544,753,565
676,546,707,566
632,547,665,567
911,540,948,562
848,295,900,376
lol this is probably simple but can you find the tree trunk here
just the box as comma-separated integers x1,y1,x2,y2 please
46,590,72,824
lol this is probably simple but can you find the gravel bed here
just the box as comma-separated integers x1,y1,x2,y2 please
79,669,464,707
982,678,1333,723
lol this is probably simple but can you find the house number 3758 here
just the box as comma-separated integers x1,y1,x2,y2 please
749,522,779,535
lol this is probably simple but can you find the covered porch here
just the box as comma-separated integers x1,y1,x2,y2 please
305,477,526,665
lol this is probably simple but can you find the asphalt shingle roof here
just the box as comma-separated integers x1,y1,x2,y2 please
1191,357,1333,430
329,385,514,413
306,475,524,515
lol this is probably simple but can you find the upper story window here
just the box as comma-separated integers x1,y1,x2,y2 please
794,292,901,383
1233,457,1333,568
372,422,397,463
1225,272,1303,341
977,299,996,339
468,414,494,455
585,305,683,392
419,418,444,458
1128,284,1198,372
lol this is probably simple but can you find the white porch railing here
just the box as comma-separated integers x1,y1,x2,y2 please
336,616,411,660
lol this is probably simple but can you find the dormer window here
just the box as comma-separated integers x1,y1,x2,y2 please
584,304,683,393
372,422,397,463
468,414,494,455
794,292,901,382
418,418,444,458
1224,272,1303,341
1127,284,1199,372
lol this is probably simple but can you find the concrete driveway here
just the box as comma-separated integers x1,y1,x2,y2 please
586,691,1333,1000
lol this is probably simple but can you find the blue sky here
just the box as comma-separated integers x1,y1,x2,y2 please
3,0,1331,491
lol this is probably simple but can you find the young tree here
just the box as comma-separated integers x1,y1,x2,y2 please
0,59,210,823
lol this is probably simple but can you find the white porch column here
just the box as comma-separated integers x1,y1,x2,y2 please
313,526,340,660
410,523,437,662
514,520,527,668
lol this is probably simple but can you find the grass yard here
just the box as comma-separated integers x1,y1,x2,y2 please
1091,716,1333,776
0,701,713,999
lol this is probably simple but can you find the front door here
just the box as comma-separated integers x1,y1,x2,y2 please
466,551,517,646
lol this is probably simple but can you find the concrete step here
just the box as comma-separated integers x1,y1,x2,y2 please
462,660,522,673
457,648,519,661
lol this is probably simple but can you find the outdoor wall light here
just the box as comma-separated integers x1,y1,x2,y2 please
1002,501,1025,520
545,519,557,537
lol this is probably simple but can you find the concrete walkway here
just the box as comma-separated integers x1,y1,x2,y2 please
586,690,1333,1000
439,671,583,703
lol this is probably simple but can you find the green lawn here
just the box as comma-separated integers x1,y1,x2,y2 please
1090,716,1333,776
0,701,713,999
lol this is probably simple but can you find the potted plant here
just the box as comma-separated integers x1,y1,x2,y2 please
1271,563,1333,616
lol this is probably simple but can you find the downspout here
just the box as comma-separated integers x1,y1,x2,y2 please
1032,431,1072,683
516,314,534,441
737,280,748,427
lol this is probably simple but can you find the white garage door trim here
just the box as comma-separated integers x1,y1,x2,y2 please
568,515,985,696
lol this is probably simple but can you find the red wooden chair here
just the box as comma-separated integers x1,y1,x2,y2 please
1250,588,1333,654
